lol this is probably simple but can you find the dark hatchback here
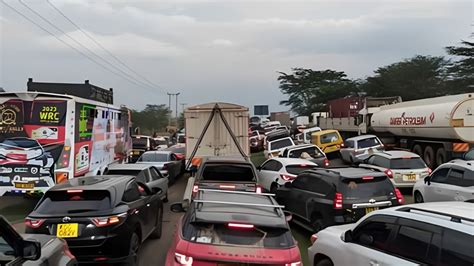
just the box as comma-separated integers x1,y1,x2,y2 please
24,175,163,265
276,167,404,232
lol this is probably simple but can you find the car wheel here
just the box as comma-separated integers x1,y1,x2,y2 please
270,183,279,194
150,207,163,239
125,232,140,266
311,218,324,233
316,258,334,266
414,191,424,203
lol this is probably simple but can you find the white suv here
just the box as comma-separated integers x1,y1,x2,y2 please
413,160,474,203
308,202,474,266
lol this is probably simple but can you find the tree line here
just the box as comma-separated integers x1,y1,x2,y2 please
278,39,473,116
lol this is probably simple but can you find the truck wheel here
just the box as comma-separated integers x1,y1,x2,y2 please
423,146,435,169
412,144,423,156
436,148,447,167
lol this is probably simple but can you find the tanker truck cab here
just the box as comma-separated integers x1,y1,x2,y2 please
312,129,343,155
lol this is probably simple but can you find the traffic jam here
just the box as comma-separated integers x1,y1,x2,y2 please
0,81,473,266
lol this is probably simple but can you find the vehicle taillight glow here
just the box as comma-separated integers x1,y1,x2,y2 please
192,185,199,193
384,169,393,178
362,176,374,180
310,234,318,244
175,253,193,265
219,184,236,189
256,186,263,194
92,214,124,227
324,159,329,167
394,188,404,204
340,143,345,147
333,192,343,209
428,168,432,174
228,223,254,229
67,189,83,193
281,174,297,181
25,219,45,228
286,262,302,266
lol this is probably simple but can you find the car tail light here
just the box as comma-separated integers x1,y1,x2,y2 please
428,168,432,174
384,169,393,178
333,192,343,209
340,143,345,147
256,186,263,194
324,159,330,167
94,257,108,261
286,262,302,266
310,234,318,244
25,218,45,228
192,185,199,193
175,252,193,265
362,176,374,180
280,174,297,181
92,213,126,227
228,223,254,229
219,184,236,189
67,189,83,193
394,188,404,205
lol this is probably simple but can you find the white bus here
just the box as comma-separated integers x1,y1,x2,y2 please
0,89,132,196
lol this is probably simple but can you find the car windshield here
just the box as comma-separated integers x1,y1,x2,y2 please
464,149,474,160
320,132,340,144
286,164,316,175
357,137,381,148
165,146,185,154
288,146,324,158
340,176,394,200
35,190,111,214
182,222,294,248
138,153,169,162
0,139,40,149
201,164,255,182
155,139,167,145
270,139,293,151
132,138,148,148
390,157,426,169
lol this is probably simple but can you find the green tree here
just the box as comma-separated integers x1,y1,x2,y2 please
445,40,474,93
278,68,358,115
362,55,448,100
131,104,170,135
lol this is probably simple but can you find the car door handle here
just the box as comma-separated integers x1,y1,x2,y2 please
369,260,379,266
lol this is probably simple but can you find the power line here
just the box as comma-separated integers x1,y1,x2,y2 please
1,0,150,90
17,0,160,93
45,0,166,92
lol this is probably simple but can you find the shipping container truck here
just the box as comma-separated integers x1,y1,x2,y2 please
0,79,132,196
184,102,249,168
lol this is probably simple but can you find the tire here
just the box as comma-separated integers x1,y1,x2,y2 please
125,232,140,266
423,146,435,169
436,148,447,167
315,258,334,266
412,144,423,156
270,183,279,194
150,207,163,239
414,191,424,203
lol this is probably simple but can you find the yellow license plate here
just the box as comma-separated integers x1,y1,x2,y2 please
403,174,416,181
56,223,78,238
365,207,379,214
14,182,34,189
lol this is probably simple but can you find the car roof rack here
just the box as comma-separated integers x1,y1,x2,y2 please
397,206,474,224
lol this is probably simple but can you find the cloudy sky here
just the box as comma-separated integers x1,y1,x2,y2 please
0,0,472,114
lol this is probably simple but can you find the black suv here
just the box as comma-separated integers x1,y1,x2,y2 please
25,175,163,265
276,167,403,232
191,156,260,195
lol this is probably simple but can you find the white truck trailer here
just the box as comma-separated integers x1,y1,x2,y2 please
184,102,249,167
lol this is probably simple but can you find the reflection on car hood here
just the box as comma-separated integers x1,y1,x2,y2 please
135,162,167,168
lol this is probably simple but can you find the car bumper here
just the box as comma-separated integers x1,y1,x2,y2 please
67,233,131,263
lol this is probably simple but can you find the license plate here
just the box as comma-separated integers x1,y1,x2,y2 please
14,182,34,189
365,207,379,214
56,223,79,238
403,174,416,181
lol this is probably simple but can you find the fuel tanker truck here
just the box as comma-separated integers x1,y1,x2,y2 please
368,93,473,168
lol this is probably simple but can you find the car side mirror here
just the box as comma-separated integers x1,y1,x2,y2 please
359,233,374,246
170,202,185,213
284,182,292,188
284,211,292,222
342,230,353,242
424,176,431,185
21,240,41,261
152,187,162,195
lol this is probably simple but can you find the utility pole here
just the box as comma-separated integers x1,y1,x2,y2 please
175,92,180,121
167,93,172,126
181,103,187,114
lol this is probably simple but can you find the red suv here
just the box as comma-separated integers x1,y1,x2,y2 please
166,189,301,265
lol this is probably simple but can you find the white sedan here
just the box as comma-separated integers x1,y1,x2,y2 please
257,157,318,193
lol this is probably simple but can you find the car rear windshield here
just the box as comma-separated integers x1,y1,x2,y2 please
288,146,324,159
155,140,167,145
357,137,381,149
35,190,111,214
132,138,148,148
0,139,40,149
320,132,340,144
182,222,295,248
201,164,255,182
340,176,394,200
269,139,293,150
286,164,316,175
390,158,426,169
138,153,168,162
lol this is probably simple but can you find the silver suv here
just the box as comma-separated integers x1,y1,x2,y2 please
413,160,474,203
340,135,384,163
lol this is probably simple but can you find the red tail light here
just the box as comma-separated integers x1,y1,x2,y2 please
324,159,330,167
394,188,404,205
228,223,254,229
92,214,125,227
25,218,45,228
175,252,193,265
362,176,374,180
219,185,236,189
280,174,297,181
192,185,199,193
384,169,393,178
333,192,343,209
310,234,318,244
286,262,302,266
256,186,263,194
428,168,432,174
67,189,83,193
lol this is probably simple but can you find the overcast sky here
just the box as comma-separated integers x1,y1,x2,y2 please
0,0,472,114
